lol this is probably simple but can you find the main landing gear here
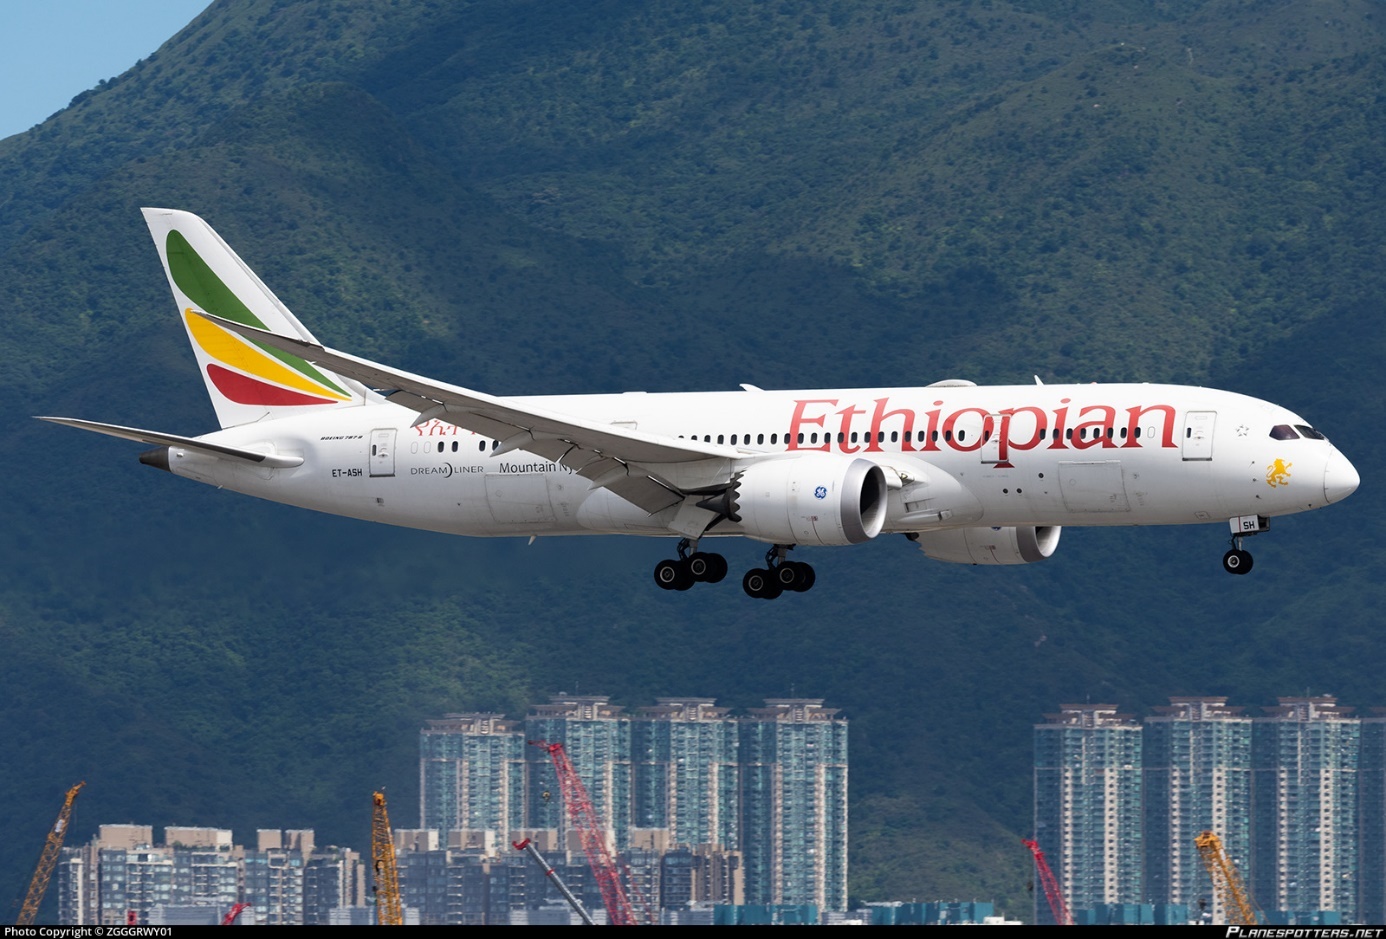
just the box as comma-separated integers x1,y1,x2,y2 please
653,538,729,591
651,541,816,598
742,545,816,600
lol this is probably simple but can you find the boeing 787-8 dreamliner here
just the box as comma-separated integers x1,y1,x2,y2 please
41,210,1359,598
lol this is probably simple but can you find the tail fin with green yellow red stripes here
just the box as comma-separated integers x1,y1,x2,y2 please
142,207,368,428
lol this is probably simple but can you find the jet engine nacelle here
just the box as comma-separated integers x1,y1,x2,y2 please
734,455,888,546
913,525,1062,565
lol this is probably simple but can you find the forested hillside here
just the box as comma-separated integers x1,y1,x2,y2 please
1,0,1382,920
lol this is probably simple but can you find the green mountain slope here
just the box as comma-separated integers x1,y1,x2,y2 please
1,0,1382,921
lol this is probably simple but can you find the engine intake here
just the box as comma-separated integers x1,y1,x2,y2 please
913,526,1061,565
734,456,888,546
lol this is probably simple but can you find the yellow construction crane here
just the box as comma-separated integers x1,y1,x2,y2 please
17,781,85,925
370,791,404,925
1194,830,1259,926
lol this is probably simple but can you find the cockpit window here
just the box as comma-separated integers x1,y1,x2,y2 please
1295,424,1328,441
1269,424,1300,440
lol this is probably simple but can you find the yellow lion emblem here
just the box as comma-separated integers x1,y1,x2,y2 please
1266,458,1292,487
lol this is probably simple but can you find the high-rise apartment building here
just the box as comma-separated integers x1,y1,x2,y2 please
1361,710,1386,924
525,695,634,849
1252,696,1359,922
420,713,527,835
740,698,848,911
1143,697,1252,922
1033,704,1143,924
633,697,740,849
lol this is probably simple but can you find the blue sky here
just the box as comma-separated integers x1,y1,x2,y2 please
0,1,211,141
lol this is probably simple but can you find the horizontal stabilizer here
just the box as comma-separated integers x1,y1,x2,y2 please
36,417,304,468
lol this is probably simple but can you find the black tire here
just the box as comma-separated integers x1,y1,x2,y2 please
704,553,729,584
775,562,801,589
792,562,816,592
688,552,727,583
655,558,693,590
743,568,782,599
687,552,711,581
1222,549,1253,575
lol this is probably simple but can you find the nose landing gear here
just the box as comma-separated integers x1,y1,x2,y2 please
1222,545,1254,575
1222,515,1268,575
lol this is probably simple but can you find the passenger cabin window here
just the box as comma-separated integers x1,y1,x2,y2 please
1270,424,1300,440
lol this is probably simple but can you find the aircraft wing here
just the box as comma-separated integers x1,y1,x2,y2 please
194,313,738,513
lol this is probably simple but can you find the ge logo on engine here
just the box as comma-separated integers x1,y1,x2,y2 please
813,486,828,499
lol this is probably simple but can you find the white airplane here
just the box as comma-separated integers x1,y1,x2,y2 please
41,209,1359,598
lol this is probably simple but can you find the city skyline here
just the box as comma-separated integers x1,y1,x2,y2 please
419,693,849,912
1035,693,1383,926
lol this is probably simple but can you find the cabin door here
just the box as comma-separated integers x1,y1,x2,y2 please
1182,411,1216,461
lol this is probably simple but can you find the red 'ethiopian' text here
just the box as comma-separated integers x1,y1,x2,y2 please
786,397,1177,466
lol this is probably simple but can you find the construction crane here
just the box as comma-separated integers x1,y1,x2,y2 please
1194,831,1259,926
220,902,250,925
370,791,404,926
17,781,85,926
513,837,596,925
531,740,652,925
1022,837,1073,926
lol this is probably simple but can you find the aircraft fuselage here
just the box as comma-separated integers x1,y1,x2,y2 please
166,382,1355,540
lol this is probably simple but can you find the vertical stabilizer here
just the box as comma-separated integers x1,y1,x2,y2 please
142,207,367,428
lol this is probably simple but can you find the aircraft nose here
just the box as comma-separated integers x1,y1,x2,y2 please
1323,449,1360,504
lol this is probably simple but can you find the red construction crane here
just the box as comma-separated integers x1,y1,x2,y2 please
530,740,652,925
220,902,250,925
1022,837,1074,925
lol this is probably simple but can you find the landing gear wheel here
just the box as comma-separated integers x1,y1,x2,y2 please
774,561,816,592
688,552,728,584
1222,549,1253,575
654,558,694,590
743,568,783,599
